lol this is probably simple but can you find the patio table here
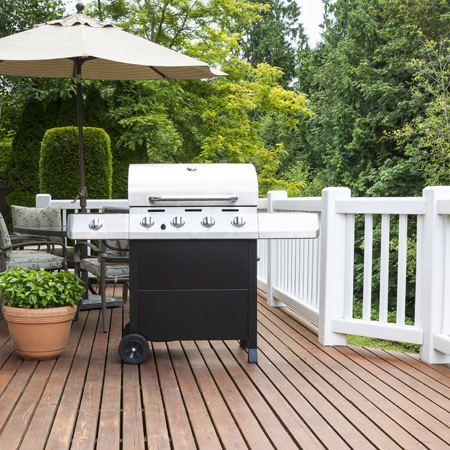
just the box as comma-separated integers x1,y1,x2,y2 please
13,224,67,238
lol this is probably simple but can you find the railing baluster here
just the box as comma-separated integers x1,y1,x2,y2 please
344,214,355,319
363,214,373,321
415,215,423,326
397,214,408,325
379,214,390,324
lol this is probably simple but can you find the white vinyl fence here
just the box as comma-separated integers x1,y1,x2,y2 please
256,187,450,365
38,187,450,364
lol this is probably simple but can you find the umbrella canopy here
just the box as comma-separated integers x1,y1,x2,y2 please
0,3,226,211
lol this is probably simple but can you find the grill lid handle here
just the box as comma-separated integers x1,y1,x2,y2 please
148,195,239,203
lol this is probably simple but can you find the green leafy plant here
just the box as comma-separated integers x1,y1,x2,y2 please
0,268,85,309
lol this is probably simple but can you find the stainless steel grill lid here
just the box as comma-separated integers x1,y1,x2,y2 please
128,163,258,207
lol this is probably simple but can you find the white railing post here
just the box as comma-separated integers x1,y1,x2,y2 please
266,190,287,307
419,187,450,364
318,187,351,346
35,194,52,207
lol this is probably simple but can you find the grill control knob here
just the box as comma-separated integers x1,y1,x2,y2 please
232,216,246,228
140,216,154,228
171,215,185,228
88,217,103,231
201,216,216,228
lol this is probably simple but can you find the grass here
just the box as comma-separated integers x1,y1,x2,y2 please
347,335,420,353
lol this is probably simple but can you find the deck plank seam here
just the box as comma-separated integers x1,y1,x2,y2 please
165,341,199,449
195,340,274,449
151,341,176,450
0,347,22,396
137,360,149,448
364,346,450,393
191,340,251,449
222,338,326,450
29,308,90,450
258,304,443,448
334,345,450,443
256,321,364,449
254,331,347,449
92,307,114,448
45,309,99,448
174,340,226,449
344,345,450,409
257,308,407,449
208,338,288,449
0,360,38,441
15,358,58,449
69,309,105,447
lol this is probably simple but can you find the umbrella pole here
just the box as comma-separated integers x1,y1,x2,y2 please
76,59,87,213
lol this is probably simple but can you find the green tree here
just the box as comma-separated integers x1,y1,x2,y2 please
376,2,450,187
91,0,313,195
0,1,65,137
238,0,307,87
4,100,47,212
294,0,389,194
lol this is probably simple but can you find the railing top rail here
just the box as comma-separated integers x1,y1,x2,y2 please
258,198,268,210
335,197,426,215
36,194,129,210
272,197,323,213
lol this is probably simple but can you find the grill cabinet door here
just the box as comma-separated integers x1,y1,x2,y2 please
129,239,256,342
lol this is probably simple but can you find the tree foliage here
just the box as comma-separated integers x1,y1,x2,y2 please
88,0,313,196
292,0,450,197
238,0,307,87
0,1,66,137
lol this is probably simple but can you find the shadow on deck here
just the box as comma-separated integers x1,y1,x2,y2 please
0,286,449,449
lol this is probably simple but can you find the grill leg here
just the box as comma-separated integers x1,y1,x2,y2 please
239,339,248,348
248,348,257,364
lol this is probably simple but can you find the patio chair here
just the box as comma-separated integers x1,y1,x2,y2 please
0,213,67,272
73,206,129,333
11,205,74,265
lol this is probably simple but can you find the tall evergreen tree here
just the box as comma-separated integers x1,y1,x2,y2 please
238,0,307,87
4,100,47,211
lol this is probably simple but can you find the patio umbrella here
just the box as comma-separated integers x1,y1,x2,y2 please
0,3,226,212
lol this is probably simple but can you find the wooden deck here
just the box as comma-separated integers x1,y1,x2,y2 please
0,286,449,449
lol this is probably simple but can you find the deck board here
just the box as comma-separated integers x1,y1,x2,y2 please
0,288,449,449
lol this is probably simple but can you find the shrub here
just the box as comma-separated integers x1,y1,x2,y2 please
40,127,112,199
4,100,47,211
0,267,85,309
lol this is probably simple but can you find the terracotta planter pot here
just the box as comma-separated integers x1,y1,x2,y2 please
2,305,77,360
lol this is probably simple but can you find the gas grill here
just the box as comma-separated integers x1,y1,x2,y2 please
68,163,319,364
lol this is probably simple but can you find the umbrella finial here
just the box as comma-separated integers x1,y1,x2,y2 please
76,3,85,14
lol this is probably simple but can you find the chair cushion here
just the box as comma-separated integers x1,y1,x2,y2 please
11,205,62,228
5,250,65,271
11,205,63,244
80,258,129,279
102,239,128,258
0,213,12,257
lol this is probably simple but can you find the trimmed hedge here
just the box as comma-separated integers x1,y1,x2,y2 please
40,127,112,200
4,100,48,211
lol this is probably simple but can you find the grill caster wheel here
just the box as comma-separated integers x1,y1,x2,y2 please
119,333,149,365
122,321,130,337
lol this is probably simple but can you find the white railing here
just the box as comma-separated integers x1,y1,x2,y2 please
257,187,450,365
36,194,128,248
257,191,322,324
38,188,450,364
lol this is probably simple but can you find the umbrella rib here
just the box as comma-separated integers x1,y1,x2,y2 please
149,66,169,79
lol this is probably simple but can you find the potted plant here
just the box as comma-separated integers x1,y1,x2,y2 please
0,267,85,360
